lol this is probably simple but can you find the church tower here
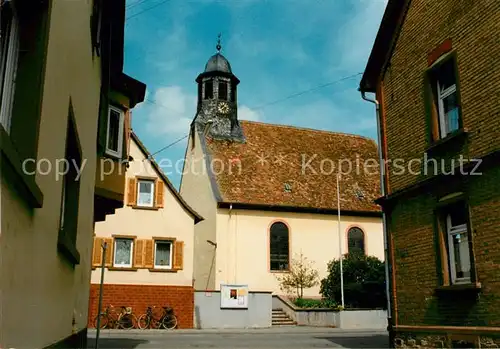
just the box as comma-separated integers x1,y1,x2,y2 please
193,35,245,142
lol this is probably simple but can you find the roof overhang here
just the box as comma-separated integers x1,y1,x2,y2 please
359,0,411,93
195,71,240,85
217,202,382,218
111,73,146,108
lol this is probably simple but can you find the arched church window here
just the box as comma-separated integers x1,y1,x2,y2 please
347,227,365,255
204,80,213,99
269,222,289,271
218,81,228,100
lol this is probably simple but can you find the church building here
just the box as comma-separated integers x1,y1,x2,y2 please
180,43,385,298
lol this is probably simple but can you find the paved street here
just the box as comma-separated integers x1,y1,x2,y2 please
88,327,389,348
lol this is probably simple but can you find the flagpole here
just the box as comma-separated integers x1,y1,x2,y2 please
337,173,345,308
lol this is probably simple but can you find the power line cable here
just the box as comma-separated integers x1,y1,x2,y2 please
126,0,172,21
144,72,361,157
126,0,153,10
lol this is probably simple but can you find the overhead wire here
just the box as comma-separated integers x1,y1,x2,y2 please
143,72,362,158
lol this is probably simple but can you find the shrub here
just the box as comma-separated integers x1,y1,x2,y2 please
320,252,386,309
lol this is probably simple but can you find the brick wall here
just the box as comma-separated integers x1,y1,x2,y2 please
88,284,194,329
387,165,500,332
381,0,500,193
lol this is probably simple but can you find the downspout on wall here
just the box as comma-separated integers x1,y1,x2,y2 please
359,89,392,332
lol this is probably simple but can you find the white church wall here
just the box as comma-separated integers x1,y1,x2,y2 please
214,208,384,298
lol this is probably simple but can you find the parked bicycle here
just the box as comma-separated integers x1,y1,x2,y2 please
95,304,138,329
137,306,162,329
137,305,177,330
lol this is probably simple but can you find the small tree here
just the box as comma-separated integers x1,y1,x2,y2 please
276,252,319,299
320,252,386,309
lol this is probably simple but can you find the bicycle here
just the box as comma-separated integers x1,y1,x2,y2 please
137,306,162,329
94,304,119,329
158,306,177,330
116,306,138,329
94,305,137,329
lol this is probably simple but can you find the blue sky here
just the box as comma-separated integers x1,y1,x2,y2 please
124,0,388,188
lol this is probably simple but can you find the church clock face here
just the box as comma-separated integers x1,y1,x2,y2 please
217,101,230,114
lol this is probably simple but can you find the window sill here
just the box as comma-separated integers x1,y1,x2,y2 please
269,270,290,274
148,268,178,273
435,282,481,293
0,125,43,208
425,128,468,156
132,205,159,211
57,230,81,266
108,266,138,271
104,149,123,160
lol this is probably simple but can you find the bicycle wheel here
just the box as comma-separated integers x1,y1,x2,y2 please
94,314,109,329
137,314,150,330
161,314,177,330
118,313,137,329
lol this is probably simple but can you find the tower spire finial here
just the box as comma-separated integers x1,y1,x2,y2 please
216,33,222,53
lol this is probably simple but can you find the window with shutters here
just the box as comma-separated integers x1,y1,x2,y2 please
269,222,289,271
435,200,477,287
425,52,463,143
113,238,133,268
137,179,155,207
347,227,365,255
154,240,173,269
105,105,124,158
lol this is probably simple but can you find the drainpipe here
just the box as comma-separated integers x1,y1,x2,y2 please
360,89,392,332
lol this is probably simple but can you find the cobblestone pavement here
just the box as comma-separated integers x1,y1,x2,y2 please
88,327,389,348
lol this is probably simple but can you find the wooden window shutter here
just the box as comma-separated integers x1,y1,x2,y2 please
155,179,164,208
127,177,137,206
133,239,145,268
104,237,114,267
92,237,104,267
144,239,154,268
173,241,184,270
423,74,440,142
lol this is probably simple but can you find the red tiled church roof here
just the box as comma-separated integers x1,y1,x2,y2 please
203,121,381,214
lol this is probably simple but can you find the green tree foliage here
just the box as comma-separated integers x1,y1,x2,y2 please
320,252,386,309
276,252,320,299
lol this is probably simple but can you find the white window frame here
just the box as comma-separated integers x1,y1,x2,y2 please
436,77,458,138
0,1,20,133
136,179,155,207
105,105,124,158
113,238,134,268
154,240,173,269
446,214,471,285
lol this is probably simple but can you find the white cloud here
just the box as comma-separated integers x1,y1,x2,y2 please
239,105,261,122
331,0,388,74
144,86,195,137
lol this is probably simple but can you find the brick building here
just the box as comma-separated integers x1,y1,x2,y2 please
360,0,500,347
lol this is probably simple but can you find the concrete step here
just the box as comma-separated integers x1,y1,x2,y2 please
271,309,295,326
272,314,291,319
272,320,296,325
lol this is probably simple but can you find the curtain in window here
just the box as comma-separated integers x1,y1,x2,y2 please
138,181,153,206
155,242,171,266
270,222,289,271
348,227,365,255
115,239,132,265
